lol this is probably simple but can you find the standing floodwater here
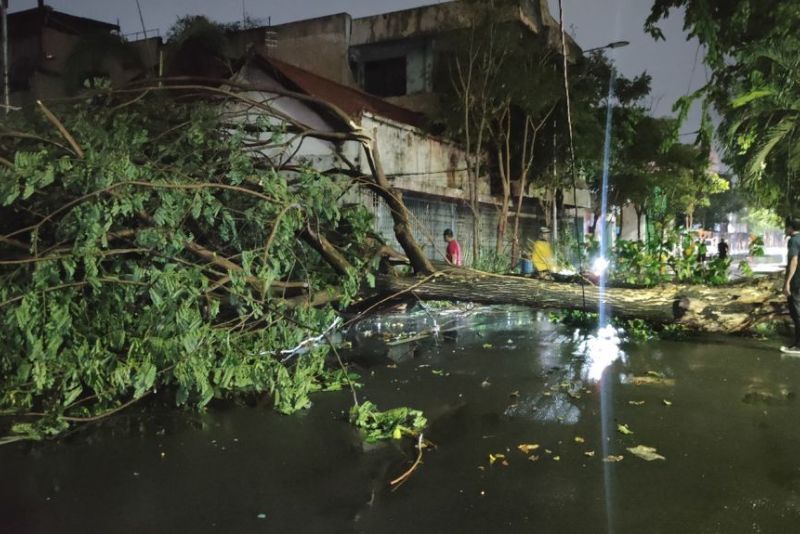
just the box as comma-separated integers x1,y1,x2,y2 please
2,306,800,533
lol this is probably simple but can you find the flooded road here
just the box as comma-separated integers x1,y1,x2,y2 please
3,306,800,533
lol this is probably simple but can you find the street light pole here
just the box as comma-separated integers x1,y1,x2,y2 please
583,41,630,54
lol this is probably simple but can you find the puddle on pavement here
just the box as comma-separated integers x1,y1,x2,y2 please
3,305,800,533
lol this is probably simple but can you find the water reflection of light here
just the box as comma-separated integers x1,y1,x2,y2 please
577,324,625,382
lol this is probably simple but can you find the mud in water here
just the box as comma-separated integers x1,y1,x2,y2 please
3,306,800,534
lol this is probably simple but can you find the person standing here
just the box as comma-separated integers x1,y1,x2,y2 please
782,217,800,354
531,227,556,274
718,238,729,260
443,228,462,266
697,239,708,264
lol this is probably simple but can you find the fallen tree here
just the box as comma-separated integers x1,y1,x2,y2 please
0,78,786,444
378,269,786,334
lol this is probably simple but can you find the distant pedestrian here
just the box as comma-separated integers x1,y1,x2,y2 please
782,217,800,354
697,240,708,263
718,238,729,260
443,228,462,266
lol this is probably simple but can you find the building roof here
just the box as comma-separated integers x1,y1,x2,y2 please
252,52,426,129
7,7,119,39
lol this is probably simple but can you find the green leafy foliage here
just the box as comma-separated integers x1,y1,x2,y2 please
349,401,427,443
646,0,800,215
608,227,733,288
0,94,376,440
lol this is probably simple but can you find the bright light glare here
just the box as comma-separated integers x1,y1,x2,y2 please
592,256,610,276
579,324,624,382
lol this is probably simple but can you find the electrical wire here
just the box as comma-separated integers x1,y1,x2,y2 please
557,0,587,311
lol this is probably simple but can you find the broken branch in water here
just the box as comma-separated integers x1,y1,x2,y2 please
390,432,425,489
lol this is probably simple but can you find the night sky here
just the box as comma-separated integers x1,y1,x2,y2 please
10,0,704,133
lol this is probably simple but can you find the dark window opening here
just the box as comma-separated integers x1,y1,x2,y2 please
363,56,406,97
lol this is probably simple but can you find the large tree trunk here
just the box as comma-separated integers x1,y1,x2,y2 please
378,270,785,334
362,139,435,275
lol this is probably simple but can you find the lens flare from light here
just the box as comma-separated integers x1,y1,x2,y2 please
592,256,610,277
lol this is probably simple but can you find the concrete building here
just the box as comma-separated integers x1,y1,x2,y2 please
3,2,156,106
4,1,595,262
234,52,552,263
230,0,575,115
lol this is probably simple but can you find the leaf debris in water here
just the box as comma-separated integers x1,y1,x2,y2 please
628,400,646,406
617,423,634,435
631,376,676,387
603,455,624,463
663,399,673,406
627,445,666,461
517,443,540,454
482,343,493,349
574,436,585,443
584,451,596,457
489,453,507,466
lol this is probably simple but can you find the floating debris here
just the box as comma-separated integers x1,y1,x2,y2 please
617,423,634,435
630,375,676,387
584,451,596,457
627,445,666,461
517,443,540,454
574,436,585,444
489,453,508,466
628,400,646,406
663,399,673,406
603,455,624,463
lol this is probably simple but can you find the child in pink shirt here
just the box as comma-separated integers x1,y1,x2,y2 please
443,228,462,266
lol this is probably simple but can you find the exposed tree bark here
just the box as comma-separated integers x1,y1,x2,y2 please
300,226,354,277
361,137,436,275
378,270,785,334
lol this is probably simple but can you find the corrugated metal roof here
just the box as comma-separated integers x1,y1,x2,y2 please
253,53,426,129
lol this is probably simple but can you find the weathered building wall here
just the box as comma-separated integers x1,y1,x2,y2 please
345,187,546,264
234,64,347,171
355,113,480,197
229,14,356,87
